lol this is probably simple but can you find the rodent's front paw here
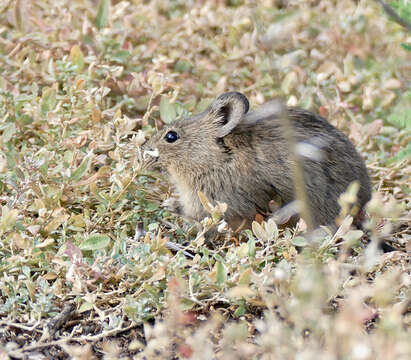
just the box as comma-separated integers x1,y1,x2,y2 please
162,197,181,214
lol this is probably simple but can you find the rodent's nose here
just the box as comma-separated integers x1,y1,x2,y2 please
143,148,159,160
141,148,159,169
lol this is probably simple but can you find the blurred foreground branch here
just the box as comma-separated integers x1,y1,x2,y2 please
375,0,411,32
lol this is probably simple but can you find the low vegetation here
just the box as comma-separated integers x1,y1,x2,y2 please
0,0,409,359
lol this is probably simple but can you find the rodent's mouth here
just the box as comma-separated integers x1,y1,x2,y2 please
142,148,159,169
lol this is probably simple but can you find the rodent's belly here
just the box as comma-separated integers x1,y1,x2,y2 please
168,169,206,220
178,186,205,219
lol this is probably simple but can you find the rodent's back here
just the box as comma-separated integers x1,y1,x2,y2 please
226,107,372,226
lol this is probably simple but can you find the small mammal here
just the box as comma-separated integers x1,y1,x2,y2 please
143,92,371,230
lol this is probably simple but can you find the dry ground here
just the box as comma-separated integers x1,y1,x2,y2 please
0,0,410,359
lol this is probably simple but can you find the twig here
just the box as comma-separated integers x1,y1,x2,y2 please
251,11,314,232
8,323,141,358
166,240,195,259
0,320,42,333
375,0,411,32
47,302,77,338
188,274,206,306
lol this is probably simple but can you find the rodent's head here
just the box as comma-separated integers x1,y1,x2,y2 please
142,92,249,174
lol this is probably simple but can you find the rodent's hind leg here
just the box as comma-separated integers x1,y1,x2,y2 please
269,201,300,229
228,217,253,233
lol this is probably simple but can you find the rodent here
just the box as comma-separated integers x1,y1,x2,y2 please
142,92,372,230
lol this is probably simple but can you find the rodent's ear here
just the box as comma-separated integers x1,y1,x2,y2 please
210,92,249,137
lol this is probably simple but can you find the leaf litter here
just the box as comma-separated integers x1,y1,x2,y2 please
0,0,410,359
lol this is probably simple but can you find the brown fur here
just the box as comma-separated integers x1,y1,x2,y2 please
143,92,371,229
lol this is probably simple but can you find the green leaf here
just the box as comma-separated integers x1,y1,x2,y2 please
387,108,411,130
277,259,291,273
292,236,308,247
40,87,57,115
246,232,256,259
0,206,18,234
252,221,267,241
174,102,189,118
390,0,411,19
80,234,111,251
342,230,364,245
95,0,110,30
387,143,411,164
70,45,85,73
238,268,251,286
145,202,158,212
78,302,93,313
216,262,226,285
22,265,31,279
265,218,279,241
234,302,246,317
1,123,16,143
147,222,159,231
159,95,177,124
70,154,92,181
401,43,411,52
174,60,193,73
44,214,69,233
112,50,131,64
196,98,213,112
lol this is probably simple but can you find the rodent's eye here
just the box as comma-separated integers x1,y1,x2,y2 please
164,130,179,143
